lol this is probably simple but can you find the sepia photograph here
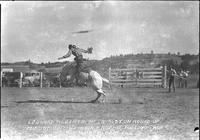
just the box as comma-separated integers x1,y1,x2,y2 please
1,1,199,140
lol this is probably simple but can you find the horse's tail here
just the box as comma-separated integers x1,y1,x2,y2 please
102,77,109,84
102,77,112,89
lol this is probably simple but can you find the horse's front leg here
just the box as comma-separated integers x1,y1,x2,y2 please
75,73,79,85
70,73,78,85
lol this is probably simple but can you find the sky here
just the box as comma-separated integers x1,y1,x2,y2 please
1,1,199,63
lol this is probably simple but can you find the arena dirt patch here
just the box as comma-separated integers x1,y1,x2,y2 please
1,87,199,140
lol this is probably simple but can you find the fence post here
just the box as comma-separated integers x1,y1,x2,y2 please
136,69,138,86
40,72,43,88
19,72,23,88
59,73,62,88
0,71,2,87
109,67,111,88
163,65,167,88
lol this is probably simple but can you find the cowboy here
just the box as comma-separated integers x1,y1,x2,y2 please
168,66,177,93
58,44,93,85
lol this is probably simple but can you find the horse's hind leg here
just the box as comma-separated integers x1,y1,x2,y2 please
99,90,106,103
91,92,101,103
93,90,106,103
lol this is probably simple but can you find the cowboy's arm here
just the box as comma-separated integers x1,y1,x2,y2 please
173,70,182,79
78,47,93,54
167,69,178,77
172,69,177,75
58,50,71,60
78,48,89,53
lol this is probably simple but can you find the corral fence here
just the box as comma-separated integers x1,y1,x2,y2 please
0,71,62,88
108,66,167,88
1,66,167,88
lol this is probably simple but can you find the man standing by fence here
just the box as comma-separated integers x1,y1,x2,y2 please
168,66,177,93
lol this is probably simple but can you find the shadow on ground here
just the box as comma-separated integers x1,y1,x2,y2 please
14,100,121,104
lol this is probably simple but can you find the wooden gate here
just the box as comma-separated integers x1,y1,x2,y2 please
109,66,167,88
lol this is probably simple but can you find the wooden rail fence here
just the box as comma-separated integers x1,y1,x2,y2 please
109,66,167,88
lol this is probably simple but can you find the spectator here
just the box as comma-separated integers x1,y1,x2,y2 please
168,66,177,93
178,69,184,88
182,70,189,88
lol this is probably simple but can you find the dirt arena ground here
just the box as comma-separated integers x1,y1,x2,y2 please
1,87,199,140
